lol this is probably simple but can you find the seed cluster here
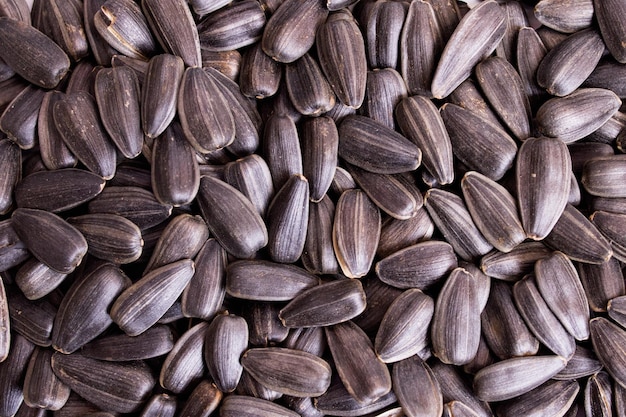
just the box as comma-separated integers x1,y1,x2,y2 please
1,0,626,416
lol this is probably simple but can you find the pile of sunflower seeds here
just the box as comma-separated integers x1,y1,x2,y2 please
1,0,626,415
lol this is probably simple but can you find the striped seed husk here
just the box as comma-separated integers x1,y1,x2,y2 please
224,155,274,217
279,278,366,328
338,115,421,174
582,155,626,197
0,85,45,150
0,55,12,82
590,110,626,143
516,27,549,111
263,113,303,191
443,401,482,417
462,333,494,376
616,380,626,417
84,0,117,65
591,317,626,389
536,88,622,143
494,0,528,64
0,17,70,88
142,54,184,139
513,275,576,358
0,278,7,362
300,116,338,202
178,380,222,417
23,347,70,411
330,166,356,197
448,78,502,128
64,60,97,95
554,345,603,380
37,91,76,170
535,252,590,340
0,77,27,116
0,335,35,417
333,189,381,278
197,0,266,52
244,301,299,345
221,395,299,417
314,377,398,417
201,49,242,83
326,320,392,404
584,371,613,417
570,142,615,174
261,0,329,64
609,295,626,329
15,169,105,214
537,24,575,48
52,263,130,354
592,210,626,263
11,208,87,274
497,379,579,417
316,9,367,108
481,280,540,359
283,326,326,358
473,355,567,402
592,196,626,215
594,0,626,63
236,367,284,401
6,286,55,347
426,0,461,42
459,261,491,313
376,207,434,259
204,313,248,393
353,276,403,336
365,0,406,69
440,103,517,181
424,188,493,261
0,0,30,23
584,58,626,98
392,356,442,417
475,56,531,141
226,260,319,301
51,353,155,414
159,322,208,394
197,176,268,259
140,394,177,417
239,42,282,99
0,138,20,215
188,0,231,16
578,257,626,312
362,68,407,129
80,325,174,362
42,0,88,62
431,0,506,99
282,396,323,417
375,288,434,364
242,347,331,397
534,0,594,33
67,214,143,264
53,91,117,180
302,195,338,275
429,361,492,417
461,171,525,253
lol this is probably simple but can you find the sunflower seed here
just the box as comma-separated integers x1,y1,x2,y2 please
443,401,481,417
7,286,56,347
0,278,7,362
0,139,20,215
498,379,579,417
142,54,184,139
198,0,266,53
430,361,492,417
448,78,505,128
159,322,208,394
178,380,222,417
223,155,273,218
578,257,626,312
590,317,626,389
244,302,296,346
582,155,626,197
377,207,434,259
239,43,282,99
263,113,303,191
83,0,116,65
534,0,594,33
37,91,76,171
0,0,29,23
189,0,231,16
221,395,299,417
111,53,150,84
609,295,626,329
365,0,406,69
236,368,284,401
591,210,626,262
0,77,26,116
15,259,66,301
0,334,35,417
516,26,549,110
80,325,173,362
201,49,241,83
140,394,177,417
283,326,326,358
314,377,398,417
494,0,528,64
301,196,337,274
583,371,613,417
362,68,407,129
204,313,248,392
23,347,70,411
554,345,603,381
0,85,45,150
593,0,626,63
390,356,441,417
584,58,626,98
616,378,626,417
300,116,338,203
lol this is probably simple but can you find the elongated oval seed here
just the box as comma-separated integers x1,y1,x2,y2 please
204,313,248,393
159,322,208,394
314,378,398,417
582,155,626,198
609,296,626,329
142,54,184,139
0,279,8,362
392,356,442,417
221,395,299,417
285,53,335,116
0,85,45,150
224,154,274,217
595,0,626,63
365,0,406,70
0,335,35,417
497,379,580,417
590,317,626,389
301,116,338,202
80,325,174,362
37,91,76,170
23,347,70,411
534,0,594,33
0,139,20,215
6,287,55,347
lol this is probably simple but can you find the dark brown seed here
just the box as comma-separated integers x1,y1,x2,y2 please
0,17,70,88
448,78,503,128
365,0,406,70
594,0,626,63
221,395,299,417
6,286,55,347
392,356,442,417
81,325,174,362
609,295,626,329
263,113,303,191
245,301,290,347
201,49,242,83
430,361,492,417
302,195,338,275
141,394,177,417
15,259,66,301
494,0,528,64
43,0,89,62
286,53,335,116
590,317,626,389
0,335,35,417
584,58,626,98
497,379,579,417
84,0,117,65
37,91,76,171
204,313,248,393
578,257,626,312
554,345,603,380
159,322,208,394
0,0,30,23
362,68,407,129
582,155,626,197
51,352,156,414
314,378,398,417
188,0,231,16
224,155,273,217
300,116,338,202
283,326,326,357
534,0,594,33
377,207,434,259
178,380,222,417
197,0,266,52
23,347,70,411
0,85,46,150
15,169,105,213
516,27,549,110
592,210,626,263
239,43,282,99
0,138,20,215
227,260,319,302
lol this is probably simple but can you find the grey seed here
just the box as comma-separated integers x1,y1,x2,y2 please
84,0,117,65
513,275,576,358
283,396,323,417
585,371,613,417
111,54,149,87
593,210,626,263
392,356,442,417
353,276,403,335
517,136,571,240
201,49,242,83
316,9,367,108
592,196,626,215
594,0,626,63
475,56,531,140
220,395,299,417
570,142,615,175
64,58,97,94
375,288,434,363
0,335,35,417
52,263,130,354
537,88,622,143
615,378,626,417
0,77,27,115
23,348,70,411
197,176,268,259
188,0,231,16
7,287,55,347
46,391,101,416
67,214,144,264
197,0,266,52
244,301,293,345
204,313,248,392
338,114,422,174
362,68,407,129
159,322,208,394
333,189,381,278
0,85,45,150
226,260,319,301
535,252,590,340
263,113,303,191
140,394,177,417
430,361,493,417
302,195,338,275
481,280,540,359
590,317,626,389
224,154,274,217
440,103,517,181
236,368,284,401
330,166,356,197
0,139,20,215
431,0,506,99
51,353,155,414
287,52,338,118
534,0,594,33
474,355,567,402
301,116,338,203
262,0,329,64
12,208,87,274
365,0,406,69
536,26,570,48
279,278,366,328
239,43,282,99
0,56,13,83
327,0,359,11
537,29,605,97
396,95,454,185
37,91,76,171
582,155,626,197
326,321,392,404
462,334,494,376
0,278,7,362
110,260,194,336
443,401,482,417
314,378,398,417
425,188,493,261
578,257,626,312
81,325,174,362
497,379,579,417
399,0,443,97
427,0,461,42
142,54,184,139
609,295,626,329
448,78,504,128
554,345,603,380
377,207,434,259
15,169,105,214
461,171,525,253
0,0,30,23
584,59,626,98
283,326,326,358
178,380,222,417
459,261,491,313
494,1,528,64
516,27,549,110
94,0,157,60
0,17,70,88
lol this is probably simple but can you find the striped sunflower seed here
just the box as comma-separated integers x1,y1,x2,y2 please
197,0,266,52
590,317,626,389
279,278,366,328
226,260,319,301
243,301,297,345
316,9,367,108
111,260,194,336
314,378,397,417
0,335,35,417
365,0,406,70
42,0,89,62
377,207,434,259
302,195,338,275
0,77,26,116
431,0,506,99
159,322,208,394
516,27,549,110
221,395,299,417
326,320,392,404
0,17,70,88
242,347,331,397
609,295,626,329
592,196,626,215
0,85,45,150
494,0,528,64
591,210,626,262
224,154,274,216
84,0,117,65
459,261,491,313
616,379,626,417
497,379,579,417
63,61,97,95
392,356,442,417
333,189,381,279
0,278,7,362
178,380,222,417
188,0,231,16
80,325,174,362
443,401,482,417
51,352,155,414
141,394,176,417
594,0,626,63
534,0,594,33
462,334,494,376
37,91,76,170
236,367,284,401
375,288,434,364
578,257,626,312
0,0,30,23
301,116,338,202
23,347,70,411
427,0,461,42
239,43,282,99
263,113,303,191
0,139,20,215
582,155,626,197
353,276,403,335
204,313,248,393
554,345,603,380
585,371,613,417
283,326,326,358
7,287,55,347
430,361,492,417
584,59,626,98
201,49,242,83
362,68,407,129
